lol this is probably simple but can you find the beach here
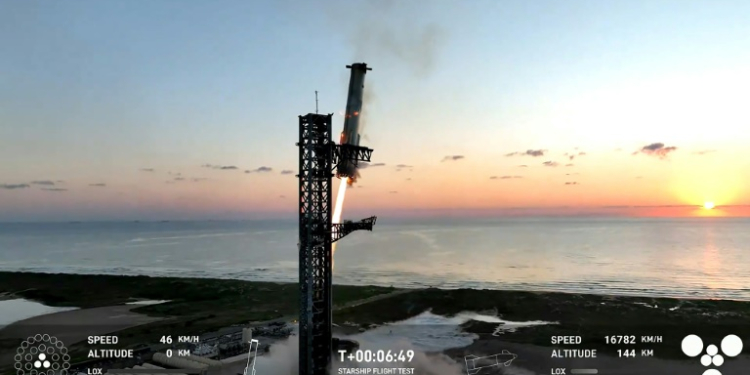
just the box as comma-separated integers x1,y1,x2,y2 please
1,272,749,374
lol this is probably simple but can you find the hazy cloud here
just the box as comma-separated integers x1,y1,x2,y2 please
246,166,273,173
634,143,677,159
202,164,239,170
566,173,580,176
565,163,574,167
564,151,587,160
518,165,528,168
395,164,414,172
693,150,716,155
172,177,206,182
389,190,398,194
565,182,579,185
543,161,559,167
359,162,386,169
42,188,68,192
30,180,55,186
279,195,286,199
89,183,106,187
490,175,523,180
441,155,464,162
1,183,30,190
615,148,623,152
406,178,412,181
506,149,546,157
140,168,155,172
280,170,294,175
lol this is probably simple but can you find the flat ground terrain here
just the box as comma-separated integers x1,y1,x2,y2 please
1,272,749,373
0,272,397,371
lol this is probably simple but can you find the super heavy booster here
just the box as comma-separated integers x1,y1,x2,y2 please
337,63,372,179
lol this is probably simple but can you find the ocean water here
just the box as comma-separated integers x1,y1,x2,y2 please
1,217,749,301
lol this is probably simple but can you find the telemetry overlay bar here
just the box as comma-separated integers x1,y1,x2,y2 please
108,369,202,374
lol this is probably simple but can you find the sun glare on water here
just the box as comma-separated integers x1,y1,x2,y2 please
703,201,715,210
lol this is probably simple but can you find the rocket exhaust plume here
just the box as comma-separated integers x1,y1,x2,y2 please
332,178,349,225
331,177,350,268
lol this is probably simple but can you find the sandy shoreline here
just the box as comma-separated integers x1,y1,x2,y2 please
0,304,165,343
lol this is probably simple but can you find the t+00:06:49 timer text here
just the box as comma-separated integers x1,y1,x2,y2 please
338,350,415,363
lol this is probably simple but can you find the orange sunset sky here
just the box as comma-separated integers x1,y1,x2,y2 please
1,1,750,221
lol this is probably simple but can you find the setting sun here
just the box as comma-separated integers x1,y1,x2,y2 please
704,201,715,210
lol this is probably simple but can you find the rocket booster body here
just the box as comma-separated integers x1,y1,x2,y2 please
337,63,371,179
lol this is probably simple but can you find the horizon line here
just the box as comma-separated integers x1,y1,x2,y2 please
2,210,750,224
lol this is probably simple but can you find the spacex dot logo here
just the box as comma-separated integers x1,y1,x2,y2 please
15,334,71,375
681,334,743,375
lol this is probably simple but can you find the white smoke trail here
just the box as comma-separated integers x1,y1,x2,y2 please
252,336,299,375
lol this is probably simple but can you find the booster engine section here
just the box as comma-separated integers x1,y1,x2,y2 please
337,63,372,180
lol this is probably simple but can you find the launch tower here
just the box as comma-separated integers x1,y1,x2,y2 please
296,64,376,375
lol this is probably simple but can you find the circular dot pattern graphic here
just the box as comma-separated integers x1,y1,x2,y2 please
14,335,70,375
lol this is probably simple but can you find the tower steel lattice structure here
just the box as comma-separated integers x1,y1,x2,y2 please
297,113,375,375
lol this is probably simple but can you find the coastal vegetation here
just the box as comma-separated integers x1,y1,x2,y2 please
1,272,748,367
